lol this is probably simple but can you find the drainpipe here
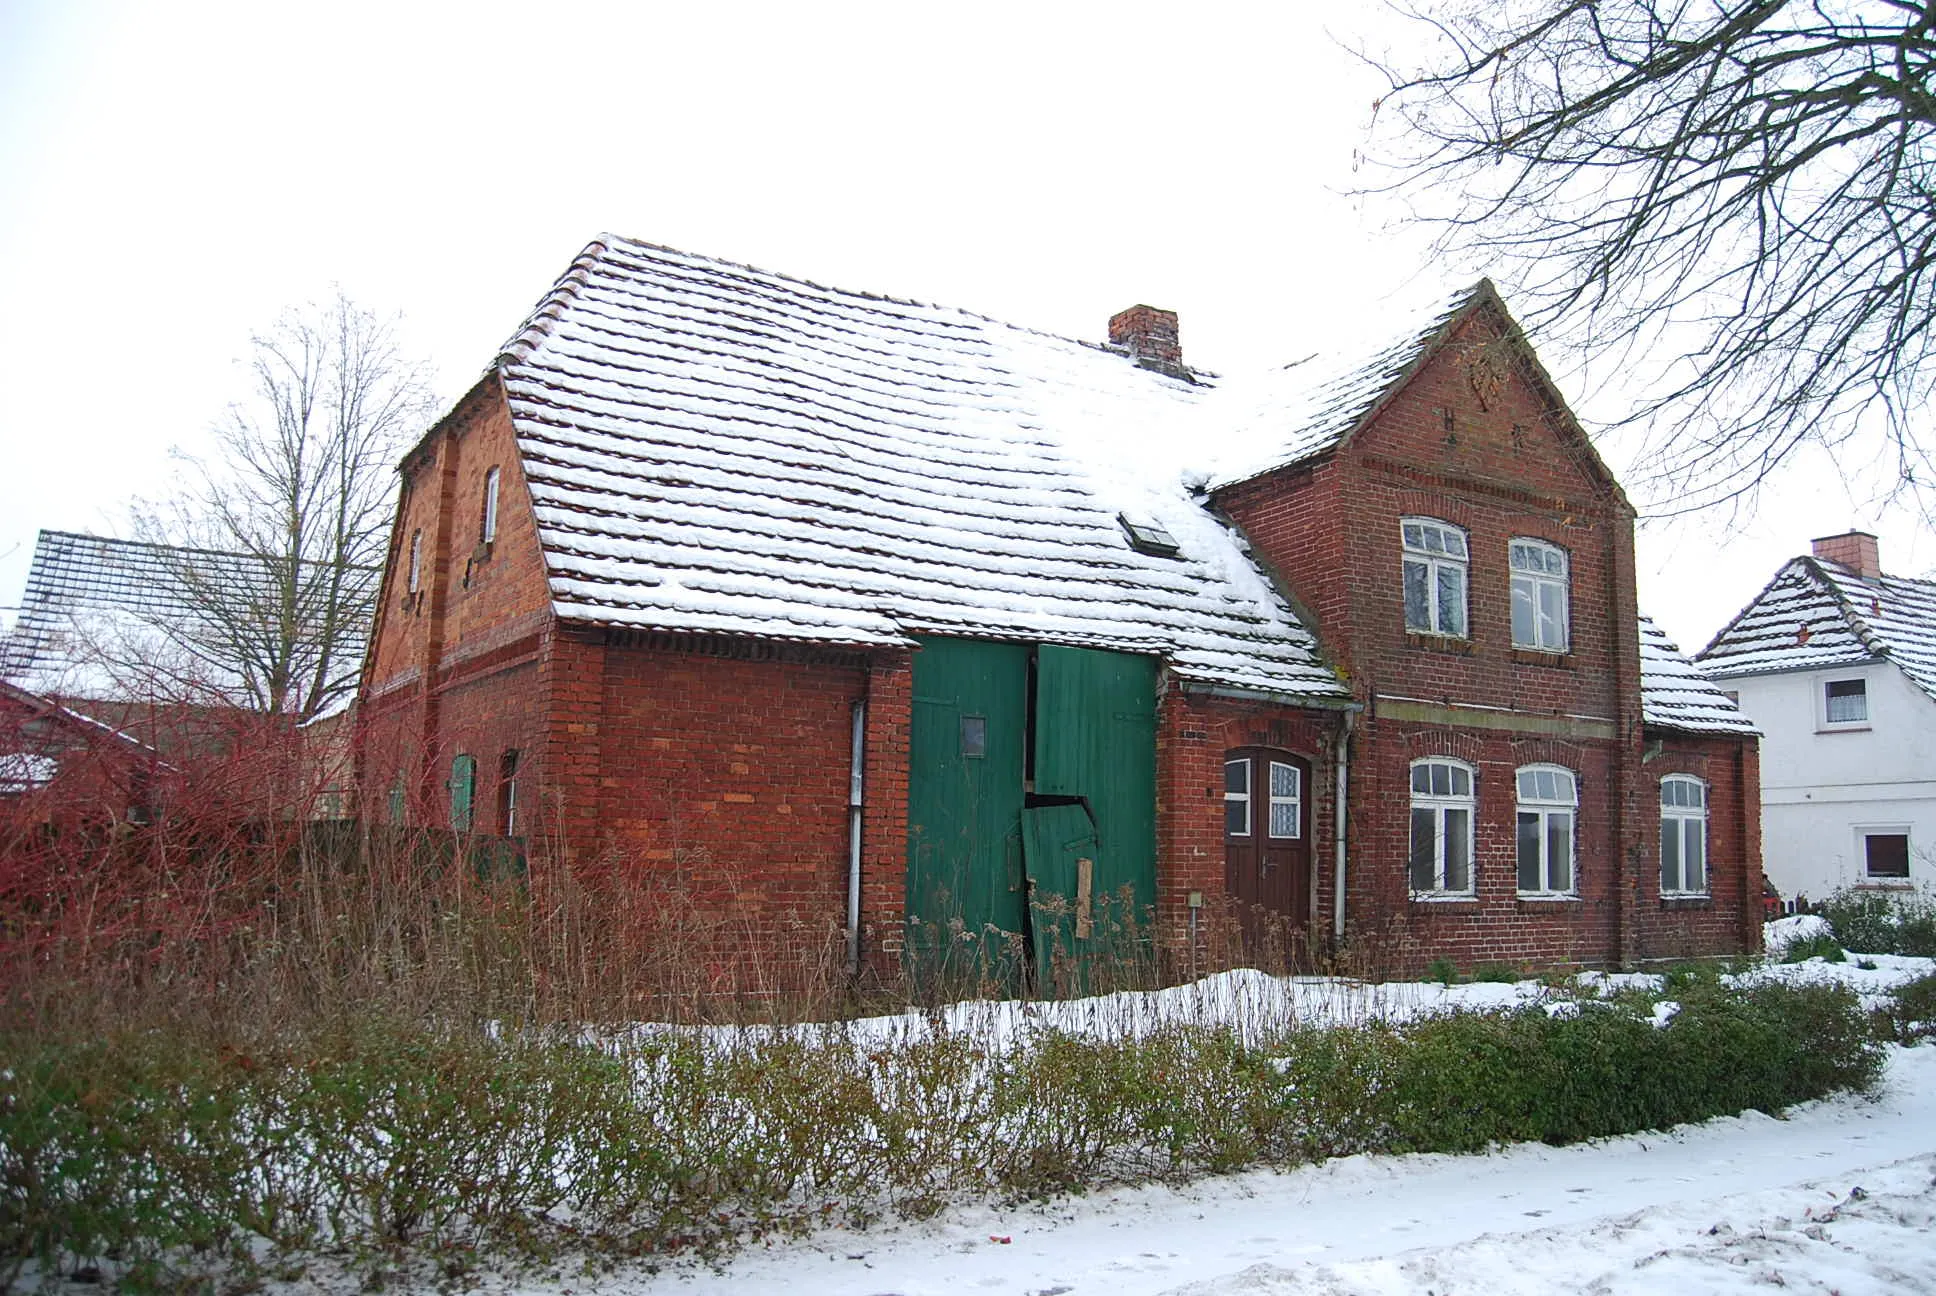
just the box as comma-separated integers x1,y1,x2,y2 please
1333,708,1354,940
846,699,866,976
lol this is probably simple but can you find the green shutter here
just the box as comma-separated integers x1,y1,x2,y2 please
449,754,476,833
1032,645,1158,921
906,637,1030,986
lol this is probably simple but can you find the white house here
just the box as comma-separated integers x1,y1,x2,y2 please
1699,531,1936,903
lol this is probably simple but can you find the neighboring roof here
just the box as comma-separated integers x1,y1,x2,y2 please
0,752,57,794
485,235,1349,699
1638,616,1758,736
1,530,376,708
1699,555,1936,701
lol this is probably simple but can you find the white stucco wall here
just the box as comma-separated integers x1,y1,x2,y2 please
1725,661,1936,901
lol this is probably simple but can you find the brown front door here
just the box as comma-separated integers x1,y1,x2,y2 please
1223,748,1314,939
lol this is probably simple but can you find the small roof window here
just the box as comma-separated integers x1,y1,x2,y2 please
1119,513,1180,558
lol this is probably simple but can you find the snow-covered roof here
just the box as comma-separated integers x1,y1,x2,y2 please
1,530,376,707
1638,616,1758,736
1699,555,1936,702
488,235,1350,698
1205,286,1479,489
0,751,57,794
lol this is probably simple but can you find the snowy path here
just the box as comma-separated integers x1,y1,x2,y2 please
597,1046,1936,1296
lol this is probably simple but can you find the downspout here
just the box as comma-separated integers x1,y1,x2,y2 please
846,699,866,976
1333,708,1354,940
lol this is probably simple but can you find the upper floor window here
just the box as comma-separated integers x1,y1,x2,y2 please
1409,758,1475,895
407,529,423,593
1402,518,1468,638
1823,678,1868,726
1510,538,1570,652
1516,764,1577,896
481,467,501,544
499,749,522,836
1660,775,1708,895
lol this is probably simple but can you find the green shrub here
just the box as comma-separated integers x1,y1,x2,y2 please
1877,971,1936,1044
1782,932,1847,963
0,980,1886,1286
1424,956,1460,985
1817,888,1936,956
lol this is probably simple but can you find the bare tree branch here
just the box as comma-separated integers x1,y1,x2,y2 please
1362,0,1936,512
134,293,434,721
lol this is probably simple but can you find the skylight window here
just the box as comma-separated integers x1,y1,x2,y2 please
1119,513,1180,558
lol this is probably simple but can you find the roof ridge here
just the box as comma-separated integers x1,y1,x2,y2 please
512,233,1217,381
1696,555,1810,660
1803,554,1891,659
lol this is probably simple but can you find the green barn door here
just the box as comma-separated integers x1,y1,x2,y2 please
1031,645,1159,976
906,637,1031,986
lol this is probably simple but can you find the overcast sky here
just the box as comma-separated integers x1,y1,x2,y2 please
1,0,1927,655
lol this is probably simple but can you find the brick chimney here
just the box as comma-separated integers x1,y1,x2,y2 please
1109,304,1182,371
1812,530,1881,579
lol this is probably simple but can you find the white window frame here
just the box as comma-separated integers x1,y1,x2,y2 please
1509,538,1570,652
1820,676,1870,730
1659,775,1709,896
482,466,501,544
1224,758,1251,838
1267,759,1302,840
1401,518,1469,638
1856,825,1912,883
407,528,423,593
1409,758,1476,897
1516,763,1578,897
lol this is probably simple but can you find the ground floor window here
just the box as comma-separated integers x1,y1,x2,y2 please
1516,764,1577,895
1863,829,1911,880
1409,758,1475,895
1660,775,1708,895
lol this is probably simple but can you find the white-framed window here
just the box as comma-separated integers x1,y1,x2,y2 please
1402,518,1468,638
1822,677,1868,728
481,466,501,544
1516,764,1577,896
1660,775,1708,895
1510,538,1570,652
407,528,423,593
1224,758,1251,837
1860,827,1911,881
1268,759,1302,839
1409,758,1475,895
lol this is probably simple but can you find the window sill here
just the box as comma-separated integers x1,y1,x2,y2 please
1857,878,1914,889
1659,893,1711,908
1816,722,1870,734
1410,891,1479,904
1516,893,1581,904
1405,631,1472,655
1510,648,1571,669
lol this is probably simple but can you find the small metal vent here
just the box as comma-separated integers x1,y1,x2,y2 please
1118,513,1180,558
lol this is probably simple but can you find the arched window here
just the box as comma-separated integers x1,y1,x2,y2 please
1516,764,1577,895
481,466,501,544
1409,758,1475,895
1509,538,1569,651
1660,775,1708,894
1401,518,1468,637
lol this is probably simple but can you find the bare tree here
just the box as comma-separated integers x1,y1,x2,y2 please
137,293,435,721
1362,0,1936,511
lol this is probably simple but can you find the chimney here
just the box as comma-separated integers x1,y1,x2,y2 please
1109,304,1183,372
1812,530,1881,579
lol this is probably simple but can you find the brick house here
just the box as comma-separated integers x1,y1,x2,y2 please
0,679,162,828
358,235,1759,982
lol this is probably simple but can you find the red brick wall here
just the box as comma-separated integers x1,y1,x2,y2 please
1634,732,1764,959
